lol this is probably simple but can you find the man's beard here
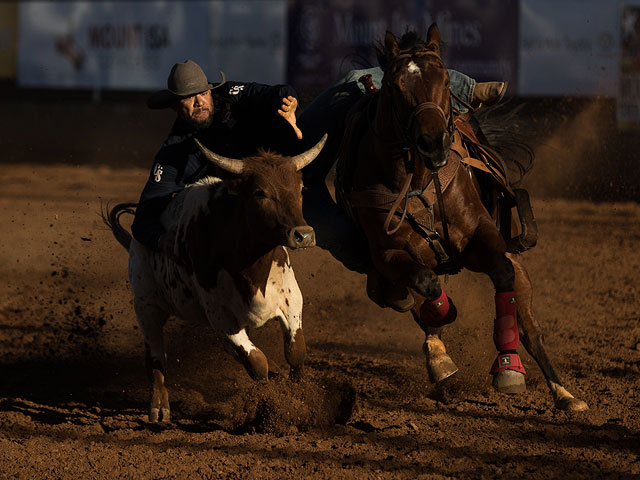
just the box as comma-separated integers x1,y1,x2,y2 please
187,108,214,131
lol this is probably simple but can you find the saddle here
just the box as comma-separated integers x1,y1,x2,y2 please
335,77,537,258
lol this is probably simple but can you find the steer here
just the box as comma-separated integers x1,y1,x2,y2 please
104,135,327,423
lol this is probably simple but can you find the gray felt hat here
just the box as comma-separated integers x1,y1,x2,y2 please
147,59,226,109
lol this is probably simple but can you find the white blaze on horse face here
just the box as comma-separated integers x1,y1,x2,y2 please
407,61,421,75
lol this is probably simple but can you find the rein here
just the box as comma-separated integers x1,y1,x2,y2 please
366,66,455,249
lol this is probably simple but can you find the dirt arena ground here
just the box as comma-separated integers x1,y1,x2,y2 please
0,92,639,478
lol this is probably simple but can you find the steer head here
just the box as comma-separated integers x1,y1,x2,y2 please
194,134,327,251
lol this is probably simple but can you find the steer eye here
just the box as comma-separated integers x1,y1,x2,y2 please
253,188,267,199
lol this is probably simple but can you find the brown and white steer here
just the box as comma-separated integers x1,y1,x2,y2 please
104,135,327,423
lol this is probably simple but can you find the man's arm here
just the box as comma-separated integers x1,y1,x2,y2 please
278,96,302,139
231,82,303,142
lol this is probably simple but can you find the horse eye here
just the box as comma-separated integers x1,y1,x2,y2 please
254,188,267,199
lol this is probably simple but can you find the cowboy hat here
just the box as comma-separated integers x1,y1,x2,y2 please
147,59,226,109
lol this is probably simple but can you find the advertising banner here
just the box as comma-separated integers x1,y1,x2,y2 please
519,0,618,97
0,2,17,79
287,0,518,93
17,1,286,90
618,3,640,126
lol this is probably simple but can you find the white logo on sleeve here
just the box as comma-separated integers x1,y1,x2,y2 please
229,85,245,95
153,164,164,182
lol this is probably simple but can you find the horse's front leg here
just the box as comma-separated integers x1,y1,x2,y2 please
463,219,527,394
507,253,588,411
372,247,458,383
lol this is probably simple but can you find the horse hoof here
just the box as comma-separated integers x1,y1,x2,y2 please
492,370,526,394
556,396,589,412
428,356,458,384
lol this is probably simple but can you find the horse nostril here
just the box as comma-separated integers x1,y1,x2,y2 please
294,230,305,243
416,134,438,154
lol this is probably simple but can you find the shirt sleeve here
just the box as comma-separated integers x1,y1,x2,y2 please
236,82,300,119
131,153,183,250
231,82,302,154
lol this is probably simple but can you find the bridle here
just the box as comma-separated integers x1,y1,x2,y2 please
371,52,455,158
368,51,454,246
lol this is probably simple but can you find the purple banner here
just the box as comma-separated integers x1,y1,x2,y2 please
287,0,518,93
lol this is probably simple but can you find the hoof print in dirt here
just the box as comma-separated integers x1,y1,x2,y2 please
231,377,357,435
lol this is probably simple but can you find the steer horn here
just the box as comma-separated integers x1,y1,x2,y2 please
194,133,328,174
194,139,245,174
292,134,328,171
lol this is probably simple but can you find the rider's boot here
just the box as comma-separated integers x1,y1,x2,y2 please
472,81,508,109
366,269,415,312
490,291,526,391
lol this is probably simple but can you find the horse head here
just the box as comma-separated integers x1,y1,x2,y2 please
379,24,453,171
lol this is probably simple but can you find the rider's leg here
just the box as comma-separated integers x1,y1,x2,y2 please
297,69,375,274
448,69,507,112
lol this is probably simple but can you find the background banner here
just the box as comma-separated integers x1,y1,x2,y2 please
0,2,17,79
17,0,286,90
519,0,618,96
287,0,518,92
618,2,640,126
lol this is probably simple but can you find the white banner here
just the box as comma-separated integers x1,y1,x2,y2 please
618,2,640,125
17,1,286,90
519,0,619,96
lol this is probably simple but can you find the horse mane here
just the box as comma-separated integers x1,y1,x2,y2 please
375,30,443,71
474,101,536,186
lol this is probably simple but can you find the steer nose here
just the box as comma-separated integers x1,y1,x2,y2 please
288,226,316,249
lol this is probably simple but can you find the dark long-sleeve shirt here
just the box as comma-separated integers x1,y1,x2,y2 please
131,81,300,250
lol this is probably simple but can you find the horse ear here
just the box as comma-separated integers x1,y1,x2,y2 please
384,30,400,59
427,23,441,54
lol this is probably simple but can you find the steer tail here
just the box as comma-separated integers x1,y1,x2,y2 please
101,202,137,251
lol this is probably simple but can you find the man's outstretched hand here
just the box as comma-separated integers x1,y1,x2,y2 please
278,96,303,140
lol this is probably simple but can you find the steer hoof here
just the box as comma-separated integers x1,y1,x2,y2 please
289,365,305,382
492,370,526,394
149,406,171,423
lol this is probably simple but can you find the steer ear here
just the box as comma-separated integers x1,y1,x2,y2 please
291,134,328,171
194,138,244,174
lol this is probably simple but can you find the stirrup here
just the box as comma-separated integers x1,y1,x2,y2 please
507,189,538,253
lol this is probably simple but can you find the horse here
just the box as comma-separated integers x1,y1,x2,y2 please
334,24,587,411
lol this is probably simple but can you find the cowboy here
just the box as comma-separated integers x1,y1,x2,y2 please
131,59,304,253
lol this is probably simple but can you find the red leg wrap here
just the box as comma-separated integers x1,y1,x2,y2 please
491,292,526,375
494,291,519,351
490,352,526,375
419,289,457,327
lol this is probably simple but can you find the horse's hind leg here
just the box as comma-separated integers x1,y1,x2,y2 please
507,253,588,411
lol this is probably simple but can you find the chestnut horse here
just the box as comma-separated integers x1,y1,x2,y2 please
335,25,587,411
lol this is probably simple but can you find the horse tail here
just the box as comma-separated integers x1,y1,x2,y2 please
101,201,137,251
474,100,536,187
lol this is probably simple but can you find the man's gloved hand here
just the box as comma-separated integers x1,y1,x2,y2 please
278,95,303,140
